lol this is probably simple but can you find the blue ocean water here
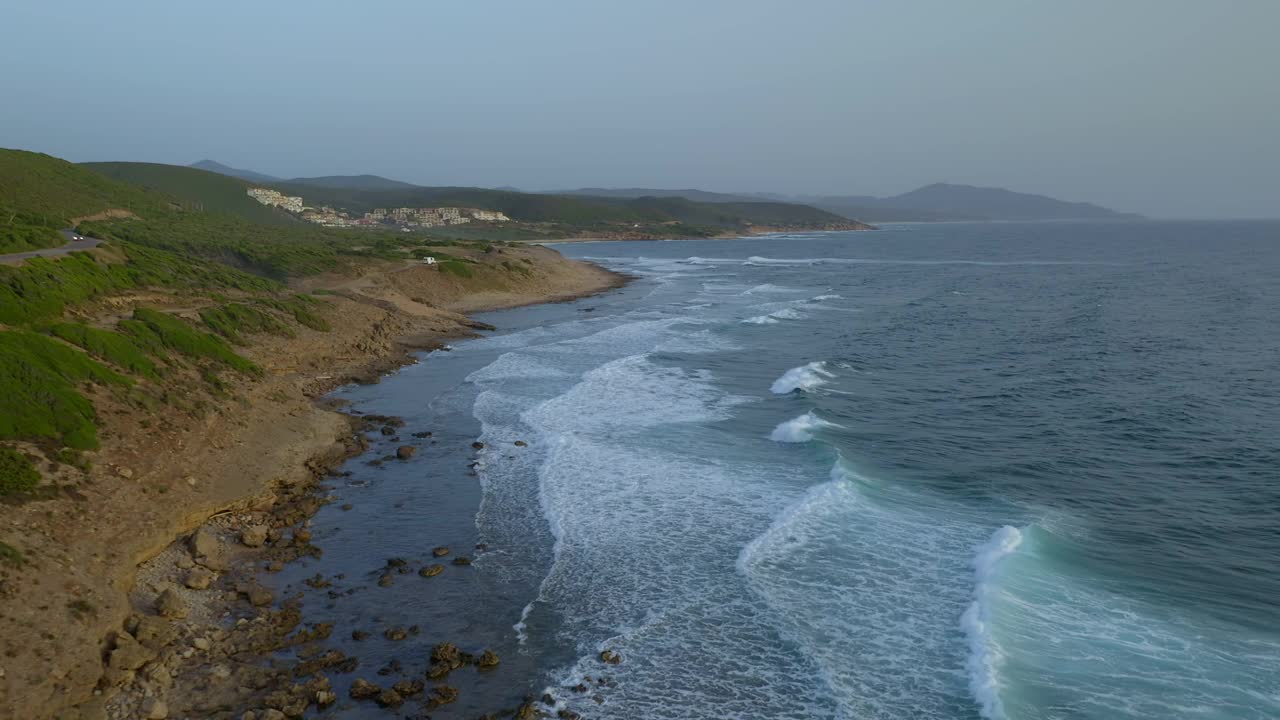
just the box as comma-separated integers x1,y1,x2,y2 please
309,221,1280,719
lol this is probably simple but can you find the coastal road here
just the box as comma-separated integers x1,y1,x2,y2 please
0,229,103,264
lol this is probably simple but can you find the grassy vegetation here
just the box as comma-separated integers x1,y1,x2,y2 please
0,220,63,253
0,448,40,496
124,308,261,376
0,330,131,450
46,323,161,377
200,303,293,344
0,244,278,325
255,295,331,331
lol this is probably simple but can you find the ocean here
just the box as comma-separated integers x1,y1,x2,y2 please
288,221,1280,719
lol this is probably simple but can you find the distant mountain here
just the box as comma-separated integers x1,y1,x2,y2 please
879,183,1142,220
283,174,419,191
809,183,1142,222
554,187,765,204
189,159,280,184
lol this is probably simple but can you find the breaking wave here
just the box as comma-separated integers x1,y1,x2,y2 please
770,411,839,442
770,361,834,394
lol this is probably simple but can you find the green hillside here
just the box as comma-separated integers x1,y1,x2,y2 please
82,162,296,225
0,149,161,252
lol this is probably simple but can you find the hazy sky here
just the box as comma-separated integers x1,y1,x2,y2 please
3,1,1277,218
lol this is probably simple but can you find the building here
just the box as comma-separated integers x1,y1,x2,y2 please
246,188,304,213
469,209,511,222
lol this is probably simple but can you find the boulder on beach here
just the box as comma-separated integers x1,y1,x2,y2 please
184,567,215,590
240,524,268,548
155,588,187,619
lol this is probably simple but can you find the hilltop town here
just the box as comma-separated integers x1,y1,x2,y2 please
247,187,511,229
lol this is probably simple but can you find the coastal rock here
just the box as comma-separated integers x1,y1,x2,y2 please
431,642,462,665
291,527,312,545
558,711,581,720
376,688,404,707
515,702,541,720
351,630,370,641
108,631,152,673
190,526,221,558
349,678,381,699
392,678,425,696
238,583,273,607
155,588,187,619
380,425,396,436
419,563,444,577
600,649,621,665
378,573,394,587
451,556,471,566
396,445,416,459
430,684,459,705
241,524,269,548
184,567,215,590
384,626,408,641
472,441,485,450
432,546,450,557
141,697,168,719
131,614,176,649
514,440,528,447
412,431,433,438
478,649,500,668
316,690,337,707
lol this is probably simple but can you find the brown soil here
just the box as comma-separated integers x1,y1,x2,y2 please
0,244,624,720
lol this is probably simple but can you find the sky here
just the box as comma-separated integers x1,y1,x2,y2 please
2,0,1277,218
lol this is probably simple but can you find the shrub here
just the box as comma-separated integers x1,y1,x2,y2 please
0,447,40,495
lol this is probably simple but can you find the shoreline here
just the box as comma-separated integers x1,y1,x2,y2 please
0,247,626,720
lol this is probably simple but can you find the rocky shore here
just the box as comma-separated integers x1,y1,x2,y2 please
0,244,625,720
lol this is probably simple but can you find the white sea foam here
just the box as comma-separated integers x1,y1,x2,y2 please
961,526,1023,720
770,361,834,393
742,314,780,325
811,294,842,301
770,411,838,442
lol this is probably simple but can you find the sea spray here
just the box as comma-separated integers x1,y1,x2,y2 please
771,361,834,394
961,526,1024,720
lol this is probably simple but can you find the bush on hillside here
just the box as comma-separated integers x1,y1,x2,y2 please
0,447,40,496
